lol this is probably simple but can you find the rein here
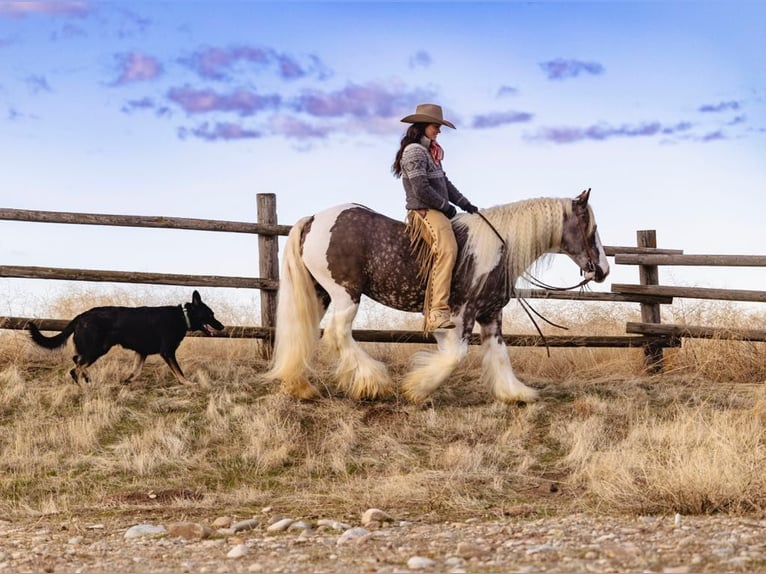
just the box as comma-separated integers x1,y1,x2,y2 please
474,211,565,357
474,205,596,357
477,212,506,249
521,202,598,291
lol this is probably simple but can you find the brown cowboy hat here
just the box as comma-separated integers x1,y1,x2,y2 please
400,103,456,129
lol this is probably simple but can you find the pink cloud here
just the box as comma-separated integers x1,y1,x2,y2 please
113,52,163,85
0,1,90,18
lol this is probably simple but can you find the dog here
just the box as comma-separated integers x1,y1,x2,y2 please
27,290,224,385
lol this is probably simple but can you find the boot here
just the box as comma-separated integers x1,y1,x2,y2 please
427,310,455,332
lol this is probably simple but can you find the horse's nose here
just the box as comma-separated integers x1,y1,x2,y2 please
594,264,608,283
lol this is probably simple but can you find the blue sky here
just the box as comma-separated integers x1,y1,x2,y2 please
1,0,764,318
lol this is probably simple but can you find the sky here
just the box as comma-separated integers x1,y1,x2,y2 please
0,0,764,321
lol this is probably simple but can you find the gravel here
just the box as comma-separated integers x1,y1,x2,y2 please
2,511,766,573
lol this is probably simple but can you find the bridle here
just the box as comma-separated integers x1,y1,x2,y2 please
475,205,600,292
522,200,600,291
475,200,601,356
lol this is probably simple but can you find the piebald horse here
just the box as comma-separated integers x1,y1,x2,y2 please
266,189,609,403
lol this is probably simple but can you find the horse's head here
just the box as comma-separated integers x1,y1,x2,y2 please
560,188,610,283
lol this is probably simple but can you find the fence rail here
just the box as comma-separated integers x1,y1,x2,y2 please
1,196,763,371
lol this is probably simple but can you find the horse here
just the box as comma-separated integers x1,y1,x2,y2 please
265,188,609,403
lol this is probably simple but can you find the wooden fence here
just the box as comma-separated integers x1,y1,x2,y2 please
1,194,764,371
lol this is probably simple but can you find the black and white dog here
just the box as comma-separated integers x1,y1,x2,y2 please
28,290,224,384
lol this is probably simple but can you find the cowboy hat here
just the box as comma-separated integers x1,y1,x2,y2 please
400,103,456,129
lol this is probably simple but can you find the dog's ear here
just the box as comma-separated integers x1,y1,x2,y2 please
192,290,201,304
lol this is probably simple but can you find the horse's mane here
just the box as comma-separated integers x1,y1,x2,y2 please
454,196,591,290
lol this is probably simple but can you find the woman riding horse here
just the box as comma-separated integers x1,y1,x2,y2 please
392,103,479,333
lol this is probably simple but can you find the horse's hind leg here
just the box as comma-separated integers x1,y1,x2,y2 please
479,313,539,403
322,293,393,400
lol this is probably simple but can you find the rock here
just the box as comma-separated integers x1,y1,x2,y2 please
361,508,393,526
267,518,294,532
456,541,491,559
123,524,167,539
317,519,352,531
407,556,436,569
227,544,248,558
167,522,211,540
287,520,312,532
212,516,232,528
232,518,260,533
337,527,370,545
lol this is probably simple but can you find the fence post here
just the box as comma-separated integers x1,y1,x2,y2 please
637,229,664,372
257,193,279,350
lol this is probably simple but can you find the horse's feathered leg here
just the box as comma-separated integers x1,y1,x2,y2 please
479,312,539,403
265,217,324,400
321,297,393,400
401,312,468,403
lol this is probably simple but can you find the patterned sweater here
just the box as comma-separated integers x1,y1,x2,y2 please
400,137,472,214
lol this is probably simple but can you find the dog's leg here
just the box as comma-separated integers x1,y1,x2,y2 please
70,357,91,385
161,352,191,385
123,354,147,384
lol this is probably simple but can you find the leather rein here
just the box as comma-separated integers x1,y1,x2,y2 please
476,207,600,355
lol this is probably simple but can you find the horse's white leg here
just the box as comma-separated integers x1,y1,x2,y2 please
479,314,539,403
321,293,393,399
401,313,468,403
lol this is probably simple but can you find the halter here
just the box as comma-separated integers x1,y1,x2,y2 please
499,200,601,356
522,201,600,291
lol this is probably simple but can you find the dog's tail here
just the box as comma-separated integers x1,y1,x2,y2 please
264,216,324,399
27,320,76,350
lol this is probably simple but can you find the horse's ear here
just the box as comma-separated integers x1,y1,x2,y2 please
575,187,591,205
192,290,201,304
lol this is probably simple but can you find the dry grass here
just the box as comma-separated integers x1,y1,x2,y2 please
1,294,765,523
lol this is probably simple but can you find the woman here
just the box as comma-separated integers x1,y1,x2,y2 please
392,103,479,333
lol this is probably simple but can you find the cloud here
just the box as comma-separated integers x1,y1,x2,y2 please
181,45,329,81
291,82,431,120
698,130,726,142
114,8,151,39
472,110,533,129
0,1,90,18
539,58,604,80
409,50,432,69
698,100,741,113
527,120,693,144
7,107,37,121
112,52,163,85
178,122,262,142
727,115,746,126
497,85,518,97
121,97,171,118
269,115,331,139
167,86,281,116
25,75,52,94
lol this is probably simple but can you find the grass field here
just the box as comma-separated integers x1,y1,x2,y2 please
1,291,765,523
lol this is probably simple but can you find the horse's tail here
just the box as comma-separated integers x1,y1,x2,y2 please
265,216,323,399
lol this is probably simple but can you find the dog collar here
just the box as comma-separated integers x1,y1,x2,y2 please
181,305,192,330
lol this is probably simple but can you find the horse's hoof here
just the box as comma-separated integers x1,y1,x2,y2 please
401,385,430,405
283,379,321,400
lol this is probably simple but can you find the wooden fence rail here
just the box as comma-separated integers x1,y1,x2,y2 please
1,196,764,371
